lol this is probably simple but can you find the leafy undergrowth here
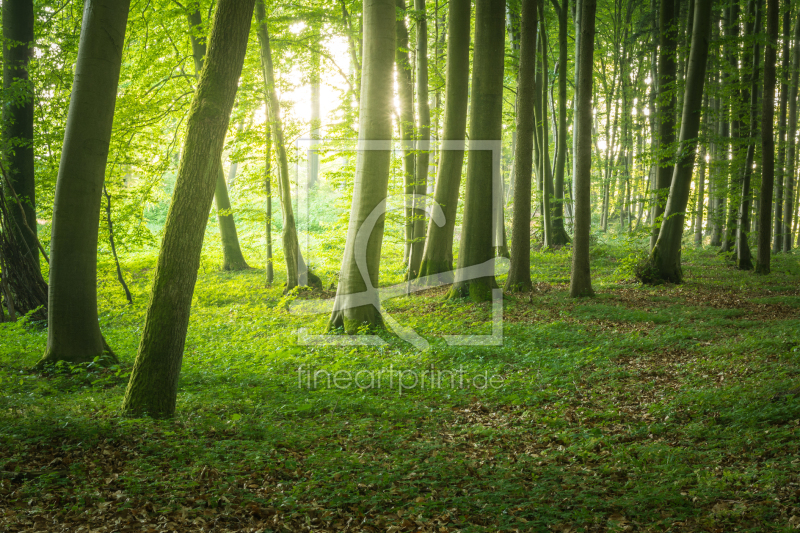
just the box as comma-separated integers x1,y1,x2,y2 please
2,242,800,532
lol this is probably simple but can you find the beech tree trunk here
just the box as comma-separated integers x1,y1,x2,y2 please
505,0,538,291
38,0,131,366
648,0,713,284
570,0,596,298
2,0,37,270
122,0,255,417
447,0,505,301
395,0,416,264
756,0,778,274
187,10,249,272
773,6,790,253
418,0,470,282
327,0,396,332
782,15,800,252
552,0,571,245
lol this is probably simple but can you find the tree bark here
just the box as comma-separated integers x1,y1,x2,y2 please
570,0,596,298
122,0,255,417
648,0,713,284
408,0,431,279
2,0,37,270
327,0,396,331
773,5,790,252
720,2,741,253
505,0,538,291
396,0,416,264
782,14,800,252
255,1,321,291
418,0,471,282
265,123,274,284
186,9,250,272
447,0,505,301
39,0,130,366
650,0,679,250
756,0,778,274
551,0,571,245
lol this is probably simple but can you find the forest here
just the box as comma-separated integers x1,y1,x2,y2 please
2,0,800,530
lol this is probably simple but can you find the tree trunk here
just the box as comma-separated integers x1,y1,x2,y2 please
694,143,706,246
396,0,416,264
447,0,505,301
186,10,250,271
2,0,37,270
648,0,712,284
327,0,396,332
505,0,538,291
121,0,254,417
552,0,571,245
736,0,761,271
408,0,431,279
39,0,130,366
650,0,679,250
535,12,554,248
418,0,471,282
255,2,320,291
309,49,321,189
570,0,596,298
773,6,790,252
783,15,800,252
720,3,741,253
756,0,778,273
265,123,274,285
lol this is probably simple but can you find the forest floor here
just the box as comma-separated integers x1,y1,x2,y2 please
1,241,800,532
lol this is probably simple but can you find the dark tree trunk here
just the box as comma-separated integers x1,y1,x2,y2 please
570,0,597,298
39,0,131,366
447,0,506,301
552,0,571,245
783,16,800,252
505,0,538,291
122,0,255,417
773,6,790,252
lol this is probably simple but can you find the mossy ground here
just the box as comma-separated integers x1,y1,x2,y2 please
2,239,800,532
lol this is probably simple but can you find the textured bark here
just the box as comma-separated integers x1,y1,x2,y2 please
186,10,249,272
327,0,396,331
694,144,706,247
648,0,712,284
121,0,254,417
396,0,416,263
39,0,130,366
736,0,760,271
505,0,537,292
2,0,37,269
535,6,554,248
570,0,596,298
407,0,431,279
447,0,505,301
650,0,679,250
756,0,778,274
265,124,274,284
418,0,470,282
720,3,741,253
255,2,320,292
783,14,800,252
773,6,790,253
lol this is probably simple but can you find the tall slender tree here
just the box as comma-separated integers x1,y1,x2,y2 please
327,0,396,331
447,0,505,301
38,0,131,366
122,0,255,417
551,0,571,245
646,0,713,283
570,0,596,298
505,0,538,291
757,0,778,274
783,16,800,252
773,5,790,253
396,0,416,263
418,0,471,281
187,9,250,272
2,0,37,269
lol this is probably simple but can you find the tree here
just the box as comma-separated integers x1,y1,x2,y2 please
756,0,778,274
447,0,506,302
2,0,37,270
650,0,679,251
407,0,431,279
122,0,255,417
569,0,596,298
395,0,416,264
505,0,538,292
783,16,800,252
38,0,131,366
418,0,471,282
646,0,713,284
187,9,250,272
551,0,571,246
326,0,396,332
255,0,322,292
772,5,790,253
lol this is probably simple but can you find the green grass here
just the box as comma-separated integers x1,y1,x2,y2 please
1,240,800,532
